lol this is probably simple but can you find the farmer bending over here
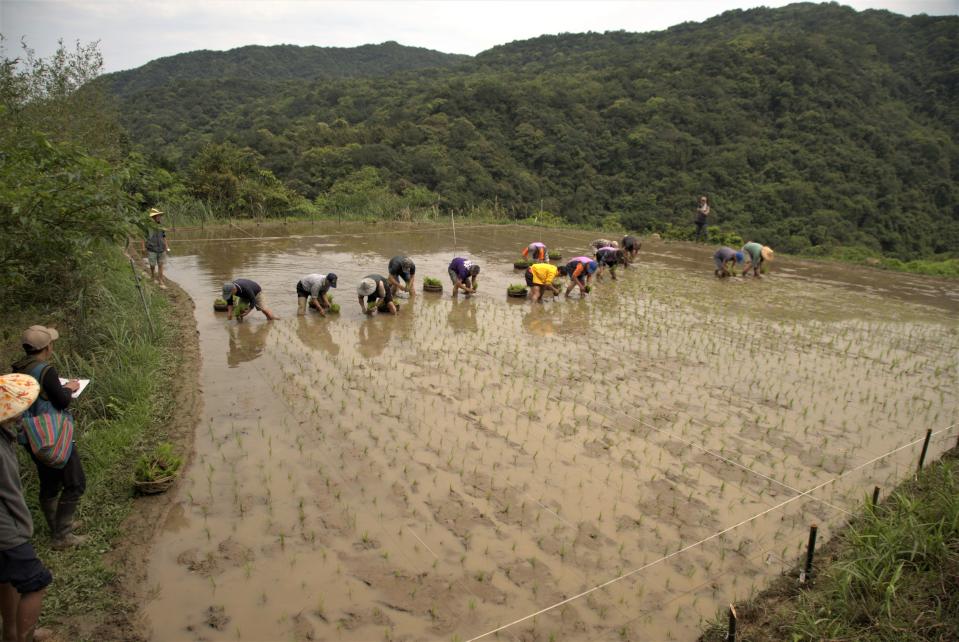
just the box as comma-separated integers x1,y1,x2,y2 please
741,242,774,277
565,256,598,297
522,242,547,262
713,247,744,278
525,263,566,303
595,247,625,281
222,279,277,322
448,258,480,296
621,235,640,264
357,275,397,315
387,256,416,295
0,373,54,642
296,273,337,316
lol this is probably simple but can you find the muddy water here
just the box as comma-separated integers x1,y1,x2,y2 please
144,222,958,641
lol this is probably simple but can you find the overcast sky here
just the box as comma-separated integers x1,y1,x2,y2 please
2,0,955,73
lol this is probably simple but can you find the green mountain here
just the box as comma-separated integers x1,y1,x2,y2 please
103,41,470,95
108,3,959,258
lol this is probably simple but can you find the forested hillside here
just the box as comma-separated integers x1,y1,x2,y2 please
109,2,959,259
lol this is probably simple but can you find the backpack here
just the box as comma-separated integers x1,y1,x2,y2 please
20,362,75,468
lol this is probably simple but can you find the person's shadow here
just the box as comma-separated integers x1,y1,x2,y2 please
295,317,340,357
227,321,272,368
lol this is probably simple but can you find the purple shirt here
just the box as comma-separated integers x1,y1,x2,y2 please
449,257,471,281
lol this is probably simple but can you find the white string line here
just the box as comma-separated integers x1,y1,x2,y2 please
464,422,957,641
168,222,511,244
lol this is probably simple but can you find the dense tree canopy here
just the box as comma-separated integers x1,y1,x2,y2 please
101,2,958,258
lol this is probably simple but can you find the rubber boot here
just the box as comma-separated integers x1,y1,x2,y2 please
39,497,57,535
297,297,307,316
50,501,86,550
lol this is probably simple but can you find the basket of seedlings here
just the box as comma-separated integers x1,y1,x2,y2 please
548,251,562,260
213,298,229,312
513,260,531,270
423,277,443,292
507,283,529,298
133,442,182,495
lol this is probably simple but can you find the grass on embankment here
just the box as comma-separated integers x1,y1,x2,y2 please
701,449,959,641
0,250,180,629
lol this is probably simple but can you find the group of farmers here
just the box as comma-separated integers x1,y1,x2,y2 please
220,255,481,321
219,230,774,321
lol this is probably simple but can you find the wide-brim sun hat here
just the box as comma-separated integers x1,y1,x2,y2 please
148,208,164,218
761,246,774,262
357,278,377,296
0,373,40,423
222,282,236,299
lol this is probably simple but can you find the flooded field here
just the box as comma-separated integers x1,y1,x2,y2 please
144,222,958,641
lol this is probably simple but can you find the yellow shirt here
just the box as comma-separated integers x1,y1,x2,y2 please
530,263,558,285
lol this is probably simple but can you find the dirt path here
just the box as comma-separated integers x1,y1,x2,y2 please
82,279,202,641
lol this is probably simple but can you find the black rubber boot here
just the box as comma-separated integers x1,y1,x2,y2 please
39,497,57,534
51,500,87,550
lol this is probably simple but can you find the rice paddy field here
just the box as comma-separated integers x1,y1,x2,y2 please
143,222,958,641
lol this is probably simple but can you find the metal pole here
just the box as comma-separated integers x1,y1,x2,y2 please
917,428,932,473
128,257,156,337
726,604,737,641
800,524,818,585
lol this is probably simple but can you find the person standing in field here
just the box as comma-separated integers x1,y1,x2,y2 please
741,242,774,277
564,256,598,297
621,235,641,265
142,208,170,289
713,247,744,278
0,373,53,642
522,242,547,262
296,273,337,316
694,196,710,241
357,275,397,315
524,262,566,303
448,257,480,296
222,279,278,321
387,256,416,295
11,326,86,550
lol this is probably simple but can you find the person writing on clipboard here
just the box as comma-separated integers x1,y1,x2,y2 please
11,325,87,550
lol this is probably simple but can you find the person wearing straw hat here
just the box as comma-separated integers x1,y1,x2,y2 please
296,273,337,316
0,373,54,642
713,247,745,278
357,275,397,315
11,326,86,550
387,256,416,296
141,208,170,289
222,279,277,322
741,242,774,277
